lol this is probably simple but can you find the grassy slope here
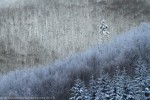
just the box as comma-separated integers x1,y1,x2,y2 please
0,23,149,99
0,0,149,73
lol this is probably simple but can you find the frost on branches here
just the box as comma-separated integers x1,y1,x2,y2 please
99,19,110,42
69,78,90,100
69,58,150,100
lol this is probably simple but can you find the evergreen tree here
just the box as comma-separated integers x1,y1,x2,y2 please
99,19,110,42
99,19,109,35
144,67,150,100
110,66,135,100
110,66,122,100
69,78,90,100
89,75,98,100
144,77,150,100
95,71,111,100
133,58,149,100
120,68,135,100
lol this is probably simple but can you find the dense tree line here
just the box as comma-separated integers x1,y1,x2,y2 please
0,24,149,100
70,58,150,100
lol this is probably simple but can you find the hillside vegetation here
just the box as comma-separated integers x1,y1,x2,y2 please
0,0,150,73
0,23,149,99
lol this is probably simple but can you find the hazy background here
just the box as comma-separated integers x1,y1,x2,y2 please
0,0,150,73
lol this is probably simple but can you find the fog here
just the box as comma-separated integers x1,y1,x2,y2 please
0,0,149,74
0,0,18,8
0,23,149,99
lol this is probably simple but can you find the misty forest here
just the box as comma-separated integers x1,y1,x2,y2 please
0,0,150,100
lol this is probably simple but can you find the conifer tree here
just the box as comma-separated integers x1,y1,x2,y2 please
110,66,122,100
69,78,90,100
111,66,135,100
133,58,149,100
99,19,110,42
95,71,111,100
120,68,135,100
89,75,97,100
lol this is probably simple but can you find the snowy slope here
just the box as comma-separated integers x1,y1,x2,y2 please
0,23,150,99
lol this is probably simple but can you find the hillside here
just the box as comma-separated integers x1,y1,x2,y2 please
0,0,150,73
0,23,149,99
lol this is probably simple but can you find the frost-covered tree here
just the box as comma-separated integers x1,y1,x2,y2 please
95,71,111,100
88,75,97,100
99,19,110,42
110,66,122,100
133,58,149,100
69,78,90,100
110,66,135,100
144,78,150,100
99,19,109,35
120,68,135,100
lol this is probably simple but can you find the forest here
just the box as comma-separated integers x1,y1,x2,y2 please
0,23,149,99
0,0,150,100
